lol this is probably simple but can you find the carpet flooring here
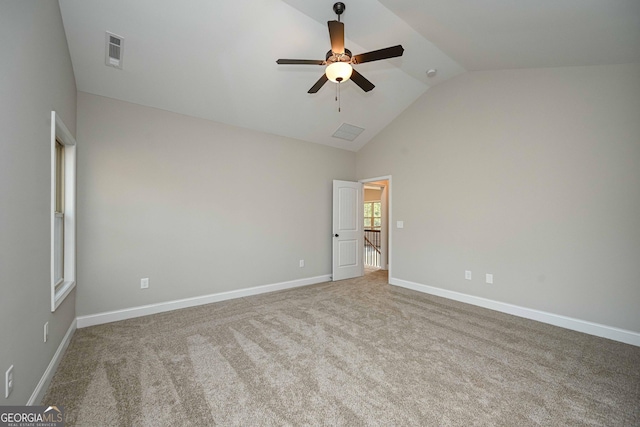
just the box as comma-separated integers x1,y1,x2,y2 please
43,270,640,426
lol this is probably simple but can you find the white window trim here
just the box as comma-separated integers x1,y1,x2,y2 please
364,200,382,230
51,111,76,311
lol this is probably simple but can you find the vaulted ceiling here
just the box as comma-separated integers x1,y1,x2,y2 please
59,0,640,151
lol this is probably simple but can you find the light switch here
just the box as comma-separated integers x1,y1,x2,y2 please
397,221,404,229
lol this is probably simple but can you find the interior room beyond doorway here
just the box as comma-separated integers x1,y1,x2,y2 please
363,179,389,271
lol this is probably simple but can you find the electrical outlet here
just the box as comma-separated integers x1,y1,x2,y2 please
141,278,149,289
486,274,494,284
5,365,13,398
44,322,49,343
465,270,472,280
299,260,305,268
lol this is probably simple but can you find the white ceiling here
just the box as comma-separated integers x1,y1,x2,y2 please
59,0,640,151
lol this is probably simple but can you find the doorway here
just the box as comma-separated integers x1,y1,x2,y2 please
364,192,382,269
360,176,390,275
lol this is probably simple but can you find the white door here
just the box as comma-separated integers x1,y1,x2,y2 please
332,180,364,281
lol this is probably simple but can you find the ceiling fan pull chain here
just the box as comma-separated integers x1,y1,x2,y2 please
338,82,342,112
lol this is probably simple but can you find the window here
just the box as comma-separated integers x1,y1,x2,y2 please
51,111,76,311
364,201,381,230
53,139,64,287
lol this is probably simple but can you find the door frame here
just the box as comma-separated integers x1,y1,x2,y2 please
359,175,392,278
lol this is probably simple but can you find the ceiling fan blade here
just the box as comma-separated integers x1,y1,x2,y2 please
308,74,329,93
352,45,404,64
350,69,375,92
328,20,345,54
276,59,325,65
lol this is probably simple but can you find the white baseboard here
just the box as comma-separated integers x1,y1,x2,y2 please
28,318,77,405
390,277,640,347
76,274,331,329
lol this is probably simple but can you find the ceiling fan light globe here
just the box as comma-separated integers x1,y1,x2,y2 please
326,62,353,83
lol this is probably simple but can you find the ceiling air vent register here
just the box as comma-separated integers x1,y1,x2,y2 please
332,123,364,141
105,32,124,69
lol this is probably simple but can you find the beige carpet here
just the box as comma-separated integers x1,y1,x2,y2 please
43,271,640,426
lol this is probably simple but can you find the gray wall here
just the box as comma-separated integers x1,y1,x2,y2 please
0,1,77,404
76,92,356,316
357,64,640,332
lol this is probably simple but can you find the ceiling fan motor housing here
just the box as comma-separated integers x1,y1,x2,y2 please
326,49,352,65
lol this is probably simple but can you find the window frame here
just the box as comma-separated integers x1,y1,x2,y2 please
53,140,64,288
51,111,76,311
364,200,382,230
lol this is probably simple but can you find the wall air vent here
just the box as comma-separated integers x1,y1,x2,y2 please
105,32,124,69
332,123,365,141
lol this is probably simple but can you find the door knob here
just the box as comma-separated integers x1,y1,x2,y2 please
334,234,339,237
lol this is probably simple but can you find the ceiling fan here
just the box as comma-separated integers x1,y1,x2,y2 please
276,2,404,94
